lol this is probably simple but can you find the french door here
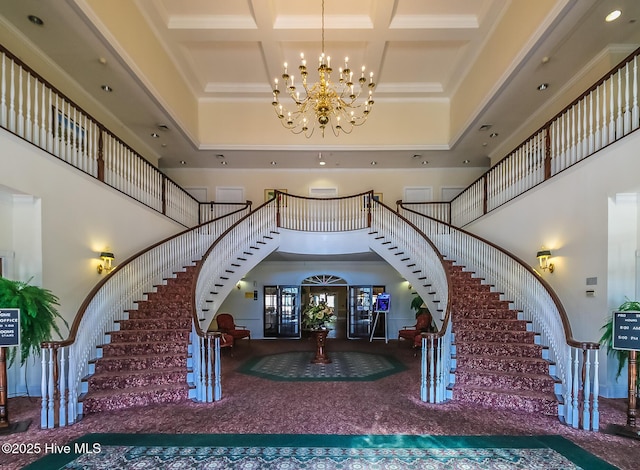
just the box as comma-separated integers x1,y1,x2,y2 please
264,285,300,338
348,285,385,339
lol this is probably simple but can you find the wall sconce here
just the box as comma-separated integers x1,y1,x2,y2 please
97,251,115,274
536,249,554,273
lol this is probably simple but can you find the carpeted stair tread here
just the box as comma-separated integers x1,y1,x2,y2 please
107,328,190,343
81,383,191,413
93,353,189,373
100,340,188,356
453,329,535,343
116,318,191,330
455,354,552,375
451,384,559,415
454,368,558,391
87,367,187,390
453,320,529,331
453,340,543,357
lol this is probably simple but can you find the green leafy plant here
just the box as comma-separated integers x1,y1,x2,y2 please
0,277,68,366
600,298,640,380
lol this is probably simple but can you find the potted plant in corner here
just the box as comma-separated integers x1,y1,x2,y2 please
600,298,640,398
0,277,68,367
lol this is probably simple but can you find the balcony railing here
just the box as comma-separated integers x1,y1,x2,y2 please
0,45,201,227
399,48,639,228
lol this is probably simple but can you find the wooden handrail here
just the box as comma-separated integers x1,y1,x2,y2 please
41,203,251,348
398,203,599,350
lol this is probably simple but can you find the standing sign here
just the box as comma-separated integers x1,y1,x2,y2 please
0,308,20,347
0,308,20,429
612,311,640,351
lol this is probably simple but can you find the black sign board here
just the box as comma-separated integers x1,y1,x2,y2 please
0,308,20,347
612,311,640,351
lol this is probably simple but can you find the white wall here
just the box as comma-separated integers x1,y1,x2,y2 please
218,260,418,340
164,167,486,205
0,129,183,396
466,130,640,398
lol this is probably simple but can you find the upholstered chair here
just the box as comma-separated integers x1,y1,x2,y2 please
398,312,433,348
215,313,251,343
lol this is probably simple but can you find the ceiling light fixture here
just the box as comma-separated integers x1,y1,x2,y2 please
28,15,44,26
537,83,549,91
605,10,622,22
271,0,375,138
318,153,326,166
101,85,113,92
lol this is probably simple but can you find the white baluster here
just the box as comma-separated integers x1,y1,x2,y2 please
420,336,427,402
47,348,55,428
594,86,601,151
214,335,222,401
624,62,631,135
9,61,15,132
40,348,48,428
632,56,638,131
572,348,579,428
0,53,6,127
582,350,591,430
592,349,600,431
59,347,66,427
25,73,31,140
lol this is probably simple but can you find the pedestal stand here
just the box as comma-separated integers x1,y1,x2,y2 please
310,329,331,364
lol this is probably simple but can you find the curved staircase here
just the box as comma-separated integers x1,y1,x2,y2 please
447,262,560,415
80,266,197,413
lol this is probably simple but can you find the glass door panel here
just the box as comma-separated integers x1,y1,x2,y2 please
348,285,385,339
279,286,300,337
264,285,300,338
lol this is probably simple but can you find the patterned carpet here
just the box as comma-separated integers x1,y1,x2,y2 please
23,433,615,469
237,350,407,381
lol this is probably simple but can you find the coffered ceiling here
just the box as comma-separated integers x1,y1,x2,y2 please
1,0,639,169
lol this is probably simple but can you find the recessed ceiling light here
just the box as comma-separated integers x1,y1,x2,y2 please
605,10,622,22
421,161,429,165
101,85,113,92
463,159,471,164
270,161,277,166
370,161,377,166
489,132,499,138
150,132,159,138
28,15,44,26
179,160,186,165
319,161,326,166
537,83,549,91
220,160,228,165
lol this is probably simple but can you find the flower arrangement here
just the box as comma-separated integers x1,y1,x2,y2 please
302,300,337,330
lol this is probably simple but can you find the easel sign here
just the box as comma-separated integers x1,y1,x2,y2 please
1,308,20,430
607,311,640,439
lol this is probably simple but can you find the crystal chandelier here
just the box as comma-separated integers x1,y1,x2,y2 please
271,0,375,137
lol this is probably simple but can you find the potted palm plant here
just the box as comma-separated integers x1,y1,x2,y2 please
0,277,68,366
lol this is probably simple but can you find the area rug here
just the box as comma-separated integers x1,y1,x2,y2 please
23,433,615,469
238,350,407,381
